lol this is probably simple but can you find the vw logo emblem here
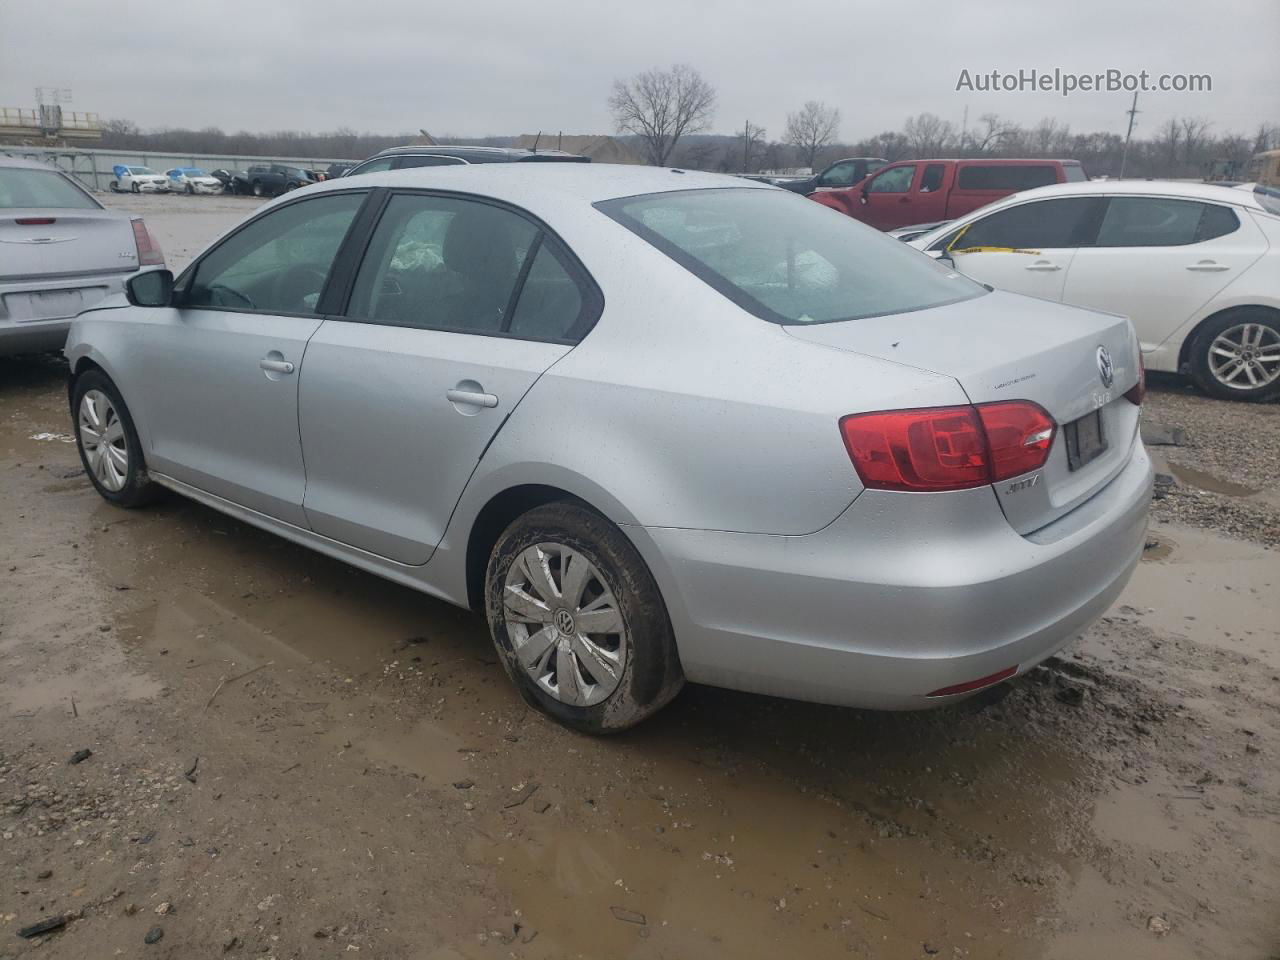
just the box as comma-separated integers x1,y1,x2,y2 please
1096,346,1114,388
554,609,576,636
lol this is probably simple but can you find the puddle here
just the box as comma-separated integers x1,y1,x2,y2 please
1167,462,1259,498
1142,532,1175,561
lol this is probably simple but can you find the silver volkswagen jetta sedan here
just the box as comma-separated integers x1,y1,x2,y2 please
65,164,1152,732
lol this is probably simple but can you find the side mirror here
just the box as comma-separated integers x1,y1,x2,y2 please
126,269,174,307
937,251,956,269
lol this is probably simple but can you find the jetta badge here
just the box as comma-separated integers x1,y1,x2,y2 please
1096,346,1114,388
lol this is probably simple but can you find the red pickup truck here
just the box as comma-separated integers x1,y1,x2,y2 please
812,158,1087,230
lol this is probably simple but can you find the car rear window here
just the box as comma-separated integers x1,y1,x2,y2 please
0,167,98,209
596,187,984,325
956,165,1059,191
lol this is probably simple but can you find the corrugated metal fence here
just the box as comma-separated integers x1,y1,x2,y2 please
1,145,350,192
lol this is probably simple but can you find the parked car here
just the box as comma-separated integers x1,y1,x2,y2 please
326,162,356,180
814,158,1088,230
64,164,1150,732
243,164,316,197
908,181,1280,402
343,145,589,177
888,220,952,243
776,157,888,195
0,156,164,356
109,164,169,194
209,169,252,195
164,167,223,195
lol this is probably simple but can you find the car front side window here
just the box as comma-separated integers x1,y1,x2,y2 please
184,192,366,315
867,165,917,194
950,197,1104,251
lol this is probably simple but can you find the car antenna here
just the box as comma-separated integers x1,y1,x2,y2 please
532,131,541,154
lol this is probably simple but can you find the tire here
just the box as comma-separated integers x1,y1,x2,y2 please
109,181,119,193
485,501,684,734
185,183,194,195
252,181,264,197
1187,308,1280,403
71,370,161,508
130,182,140,194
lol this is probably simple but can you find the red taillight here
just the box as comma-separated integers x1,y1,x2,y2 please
130,218,165,266
15,217,56,225
1124,353,1146,405
840,401,1055,493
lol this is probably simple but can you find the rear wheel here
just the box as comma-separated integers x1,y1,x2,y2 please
71,371,160,508
1189,309,1280,402
485,502,683,734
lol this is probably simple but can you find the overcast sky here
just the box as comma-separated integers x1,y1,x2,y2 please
2,0,1276,142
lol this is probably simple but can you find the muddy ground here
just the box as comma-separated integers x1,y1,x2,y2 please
1,195,1277,959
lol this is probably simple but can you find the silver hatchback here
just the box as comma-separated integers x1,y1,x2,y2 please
65,164,1152,732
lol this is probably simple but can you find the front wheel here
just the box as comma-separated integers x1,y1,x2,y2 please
1188,309,1280,402
485,502,683,734
71,371,160,507
109,181,120,192
130,182,140,194
185,183,194,195
252,181,264,197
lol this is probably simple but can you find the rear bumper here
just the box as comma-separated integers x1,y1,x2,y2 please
0,274,128,356
629,441,1152,710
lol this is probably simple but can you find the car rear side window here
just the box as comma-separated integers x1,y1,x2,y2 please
956,165,1059,190
0,167,98,209
507,243,585,341
396,156,467,169
951,197,1104,250
597,187,984,325
185,192,365,314
1094,197,1236,247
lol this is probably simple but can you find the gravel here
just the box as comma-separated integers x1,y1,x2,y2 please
1142,373,1280,547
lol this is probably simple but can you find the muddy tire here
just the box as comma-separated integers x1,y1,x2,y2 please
1188,308,1280,403
485,501,683,734
71,370,161,508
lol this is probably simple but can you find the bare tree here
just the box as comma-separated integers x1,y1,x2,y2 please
739,120,767,172
784,101,840,171
1179,116,1213,166
1253,123,1280,155
903,112,955,156
609,64,717,166
968,113,1020,154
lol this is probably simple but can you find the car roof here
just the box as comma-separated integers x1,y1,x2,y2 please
299,161,770,207
371,144,585,162
882,157,1081,165
979,177,1271,210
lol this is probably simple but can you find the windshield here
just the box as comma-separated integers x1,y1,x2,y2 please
597,187,984,324
129,167,156,175
0,167,99,210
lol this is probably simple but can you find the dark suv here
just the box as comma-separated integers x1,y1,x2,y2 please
243,164,316,197
344,145,589,178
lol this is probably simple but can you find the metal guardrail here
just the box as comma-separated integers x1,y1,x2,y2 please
2,145,351,192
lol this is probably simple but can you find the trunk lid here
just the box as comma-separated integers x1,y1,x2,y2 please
785,290,1142,534
0,209,139,280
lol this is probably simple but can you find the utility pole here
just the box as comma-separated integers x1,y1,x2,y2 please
1119,92,1140,179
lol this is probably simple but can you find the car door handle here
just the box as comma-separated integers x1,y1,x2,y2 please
446,388,498,408
1025,260,1061,271
259,358,295,374
1186,260,1229,272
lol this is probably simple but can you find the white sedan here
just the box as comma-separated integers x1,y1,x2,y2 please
908,181,1280,402
109,165,169,194
164,167,224,195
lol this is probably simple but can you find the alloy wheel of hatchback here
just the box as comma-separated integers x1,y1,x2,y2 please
1207,322,1280,391
78,389,129,492
502,543,627,707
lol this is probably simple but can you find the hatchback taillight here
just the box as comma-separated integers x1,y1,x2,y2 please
840,401,1056,492
1124,354,1146,405
130,218,164,266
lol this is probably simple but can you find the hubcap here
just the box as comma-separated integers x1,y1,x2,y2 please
1209,322,1280,390
78,390,129,492
502,543,626,707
